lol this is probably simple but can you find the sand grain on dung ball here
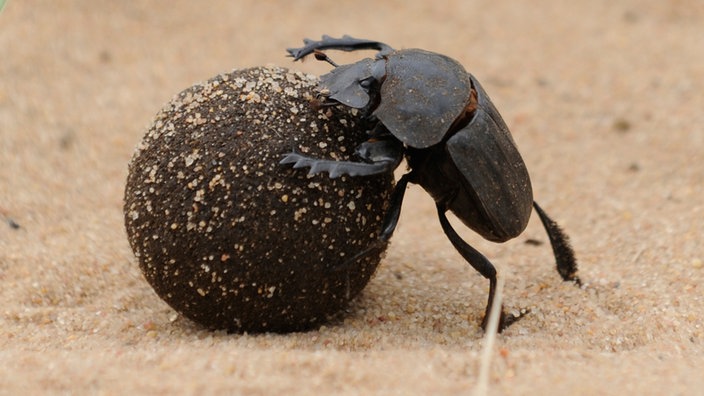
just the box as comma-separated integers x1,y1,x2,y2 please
124,66,395,333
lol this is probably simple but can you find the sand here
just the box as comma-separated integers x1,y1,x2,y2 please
1,1,703,394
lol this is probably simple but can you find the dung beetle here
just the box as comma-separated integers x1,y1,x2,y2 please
280,35,580,331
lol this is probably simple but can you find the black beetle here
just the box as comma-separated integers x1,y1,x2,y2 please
280,35,580,331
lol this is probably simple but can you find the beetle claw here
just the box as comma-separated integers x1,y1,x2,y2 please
279,151,301,165
480,306,530,333
499,308,530,332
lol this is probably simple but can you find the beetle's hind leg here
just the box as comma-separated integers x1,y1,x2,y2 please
532,202,581,286
436,205,526,332
287,35,394,61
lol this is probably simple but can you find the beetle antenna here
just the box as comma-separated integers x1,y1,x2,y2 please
533,202,581,286
313,50,339,67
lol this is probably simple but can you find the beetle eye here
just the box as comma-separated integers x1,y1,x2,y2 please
359,78,373,90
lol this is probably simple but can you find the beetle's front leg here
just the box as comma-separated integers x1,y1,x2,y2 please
280,138,402,179
280,152,389,178
287,35,394,61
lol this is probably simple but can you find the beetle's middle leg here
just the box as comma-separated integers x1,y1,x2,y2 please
436,204,525,332
316,172,413,273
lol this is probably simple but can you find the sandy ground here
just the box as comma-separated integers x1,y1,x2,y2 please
2,1,703,394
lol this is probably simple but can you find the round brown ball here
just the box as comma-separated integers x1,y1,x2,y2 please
124,66,394,333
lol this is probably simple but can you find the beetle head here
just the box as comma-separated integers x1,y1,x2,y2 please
319,58,379,109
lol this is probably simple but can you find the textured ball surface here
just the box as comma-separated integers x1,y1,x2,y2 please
124,66,394,332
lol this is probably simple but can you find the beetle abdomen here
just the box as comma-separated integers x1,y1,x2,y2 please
445,97,533,241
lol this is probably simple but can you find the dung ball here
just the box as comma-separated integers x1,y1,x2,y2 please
124,66,395,333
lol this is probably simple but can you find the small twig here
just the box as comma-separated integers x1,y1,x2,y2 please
473,276,504,396
631,246,646,265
